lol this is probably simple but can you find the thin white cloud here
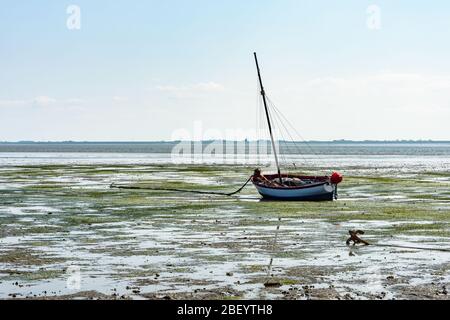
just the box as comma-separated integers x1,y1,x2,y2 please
190,82,225,92
156,81,225,98
0,99,28,107
306,72,450,91
0,96,84,108
282,72,450,111
112,96,129,102
308,72,450,91
65,98,85,104
33,96,56,107
265,71,450,140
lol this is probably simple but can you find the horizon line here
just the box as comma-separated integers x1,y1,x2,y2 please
1,139,449,144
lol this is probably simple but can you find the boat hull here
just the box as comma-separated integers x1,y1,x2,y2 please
251,173,336,201
253,182,334,201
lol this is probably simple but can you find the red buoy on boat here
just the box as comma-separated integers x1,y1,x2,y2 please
330,172,343,184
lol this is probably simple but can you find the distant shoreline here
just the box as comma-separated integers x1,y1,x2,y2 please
1,140,449,144
1,140,449,156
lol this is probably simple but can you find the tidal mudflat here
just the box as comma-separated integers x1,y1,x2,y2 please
0,153,449,300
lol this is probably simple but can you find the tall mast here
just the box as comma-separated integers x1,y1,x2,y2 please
253,52,282,185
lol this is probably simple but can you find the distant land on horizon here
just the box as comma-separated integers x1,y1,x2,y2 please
1,139,449,156
0,140,449,144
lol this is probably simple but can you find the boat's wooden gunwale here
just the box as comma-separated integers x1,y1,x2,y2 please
251,174,330,190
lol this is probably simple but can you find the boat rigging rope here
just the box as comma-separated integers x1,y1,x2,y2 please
109,175,253,197
266,96,320,158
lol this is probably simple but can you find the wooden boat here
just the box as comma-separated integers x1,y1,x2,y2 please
251,53,343,201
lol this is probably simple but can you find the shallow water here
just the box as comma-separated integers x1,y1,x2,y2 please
0,148,449,300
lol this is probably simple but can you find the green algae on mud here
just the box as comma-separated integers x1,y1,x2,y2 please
0,248,66,267
0,162,449,300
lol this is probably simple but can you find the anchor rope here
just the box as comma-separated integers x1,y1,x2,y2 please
109,175,253,197
267,218,282,278
346,230,450,252
361,243,450,253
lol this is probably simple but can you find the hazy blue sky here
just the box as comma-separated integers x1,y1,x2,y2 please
1,0,449,141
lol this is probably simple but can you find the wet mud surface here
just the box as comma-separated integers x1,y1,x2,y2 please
0,156,449,300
